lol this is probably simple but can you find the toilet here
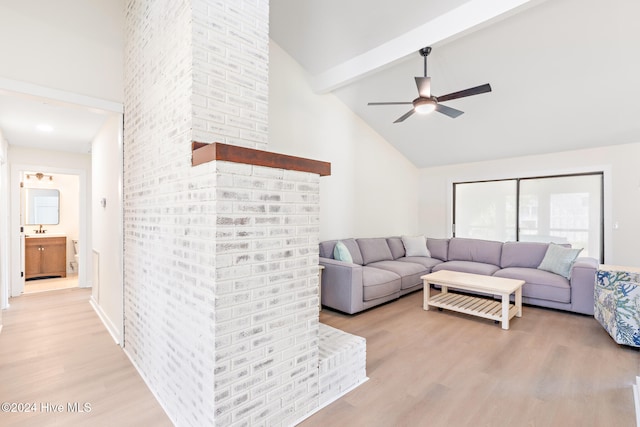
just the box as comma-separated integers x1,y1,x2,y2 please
72,240,79,272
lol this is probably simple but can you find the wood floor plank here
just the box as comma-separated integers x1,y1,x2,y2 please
305,290,640,427
0,288,172,427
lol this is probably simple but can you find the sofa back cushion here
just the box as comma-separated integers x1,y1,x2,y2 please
426,238,449,261
386,237,406,260
319,239,364,265
357,238,393,265
500,241,550,268
319,240,335,258
448,237,502,266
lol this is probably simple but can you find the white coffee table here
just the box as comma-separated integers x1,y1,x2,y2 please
422,270,524,330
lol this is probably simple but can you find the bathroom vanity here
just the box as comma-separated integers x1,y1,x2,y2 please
25,236,67,280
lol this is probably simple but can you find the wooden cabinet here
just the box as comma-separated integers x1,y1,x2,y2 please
25,236,67,280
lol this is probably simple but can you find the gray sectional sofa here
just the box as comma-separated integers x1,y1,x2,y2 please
319,237,598,315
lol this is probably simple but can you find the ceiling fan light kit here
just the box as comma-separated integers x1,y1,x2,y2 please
368,46,492,123
414,98,436,114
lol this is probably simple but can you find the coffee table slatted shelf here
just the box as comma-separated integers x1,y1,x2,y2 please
428,292,519,323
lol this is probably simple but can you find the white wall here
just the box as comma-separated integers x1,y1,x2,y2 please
418,142,640,267
0,131,8,323
8,146,92,296
269,41,420,240
0,0,124,102
90,114,123,343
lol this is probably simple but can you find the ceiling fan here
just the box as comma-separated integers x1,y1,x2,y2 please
368,47,492,123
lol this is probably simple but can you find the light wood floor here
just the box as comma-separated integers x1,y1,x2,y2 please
0,288,172,427
23,275,78,294
3,287,638,426
303,291,640,427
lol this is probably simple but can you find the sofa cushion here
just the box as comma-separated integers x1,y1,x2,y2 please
386,237,406,260
357,238,393,265
362,266,401,301
432,260,500,276
494,267,571,303
538,243,583,279
319,239,364,265
367,260,427,290
401,235,431,257
448,237,503,266
398,256,442,270
427,238,449,261
319,240,335,258
500,241,550,268
333,241,353,263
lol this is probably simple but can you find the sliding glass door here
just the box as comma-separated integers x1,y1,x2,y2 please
454,173,603,261
453,180,517,242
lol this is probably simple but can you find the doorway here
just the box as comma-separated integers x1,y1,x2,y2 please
21,170,82,294
10,165,89,297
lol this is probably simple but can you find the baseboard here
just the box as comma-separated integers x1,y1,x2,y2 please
89,296,121,345
123,347,176,426
292,377,369,425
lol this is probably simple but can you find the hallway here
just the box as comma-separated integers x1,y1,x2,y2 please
0,288,171,426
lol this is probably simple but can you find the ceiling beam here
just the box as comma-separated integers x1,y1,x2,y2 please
310,0,541,94
0,77,123,113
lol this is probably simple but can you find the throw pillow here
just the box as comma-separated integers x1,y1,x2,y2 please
537,243,583,279
401,235,431,257
333,241,353,263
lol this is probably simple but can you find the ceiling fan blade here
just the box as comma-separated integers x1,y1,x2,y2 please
415,77,431,98
368,102,413,106
394,109,416,123
437,83,492,103
435,103,464,118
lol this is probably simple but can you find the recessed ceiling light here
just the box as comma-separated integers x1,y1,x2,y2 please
36,124,54,132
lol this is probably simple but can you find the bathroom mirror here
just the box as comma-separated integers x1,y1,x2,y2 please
24,188,60,225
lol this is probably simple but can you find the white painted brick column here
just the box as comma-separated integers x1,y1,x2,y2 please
124,1,217,426
192,0,270,150
213,163,321,425
125,0,329,426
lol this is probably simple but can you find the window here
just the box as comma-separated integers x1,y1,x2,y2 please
453,173,603,261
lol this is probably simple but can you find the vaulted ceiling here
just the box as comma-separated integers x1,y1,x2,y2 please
270,0,640,167
1,0,638,168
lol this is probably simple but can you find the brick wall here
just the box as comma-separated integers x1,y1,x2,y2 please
213,163,321,425
192,0,269,150
318,324,367,406
124,0,325,425
124,0,217,425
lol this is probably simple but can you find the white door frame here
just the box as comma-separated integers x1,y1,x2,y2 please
0,140,9,315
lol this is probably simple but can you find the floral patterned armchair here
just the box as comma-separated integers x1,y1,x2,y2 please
594,267,640,347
